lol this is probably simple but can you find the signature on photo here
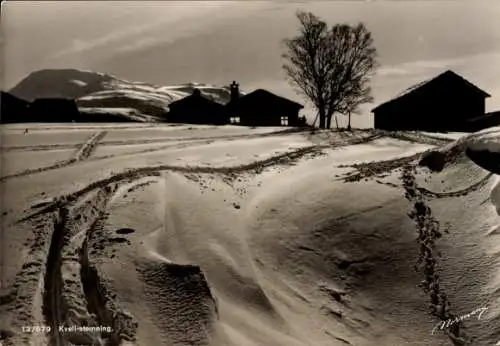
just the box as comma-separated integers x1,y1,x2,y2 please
431,306,488,335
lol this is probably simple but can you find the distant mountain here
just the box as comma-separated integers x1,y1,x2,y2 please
9,69,115,101
7,69,240,122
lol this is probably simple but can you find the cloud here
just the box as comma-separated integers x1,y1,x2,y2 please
111,16,214,55
113,37,161,54
50,2,231,59
377,57,462,78
51,20,178,59
377,51,500,79
376,67,411,77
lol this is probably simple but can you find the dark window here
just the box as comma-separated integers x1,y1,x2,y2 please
281,116,288,126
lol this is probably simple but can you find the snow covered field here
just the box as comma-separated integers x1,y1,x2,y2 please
1,124,499,346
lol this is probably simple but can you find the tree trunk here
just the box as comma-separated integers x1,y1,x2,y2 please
326,115,331,129
319,109,326,129
347,111,352,131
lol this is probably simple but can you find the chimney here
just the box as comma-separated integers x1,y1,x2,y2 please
230,81,239,103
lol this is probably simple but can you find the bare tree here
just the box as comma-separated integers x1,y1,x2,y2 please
283,11,377,129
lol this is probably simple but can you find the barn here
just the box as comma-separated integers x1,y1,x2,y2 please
166,88,227,125
226,87,304,127
165,82,305,127
28,98,81,122
372,70,491,132
0,91,30,123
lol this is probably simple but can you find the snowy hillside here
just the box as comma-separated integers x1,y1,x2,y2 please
8,69,239,122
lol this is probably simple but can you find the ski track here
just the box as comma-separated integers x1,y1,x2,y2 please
0,129,303,181
1,184,138,346
73,131,108,162
383,131,455,146
0,127,303,152
0,129,381,182
42,207,68,346
0,131,107,181
89,132,383,165
18,135,399,226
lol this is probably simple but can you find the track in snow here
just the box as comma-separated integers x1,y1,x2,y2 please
2,184,137,346
0,131,108,181
400,165,469,345
1,130,384,183
339,151,426,183
0,127,303,152
416,172,494,199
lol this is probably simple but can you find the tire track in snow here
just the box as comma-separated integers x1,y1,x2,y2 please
0,131,107,181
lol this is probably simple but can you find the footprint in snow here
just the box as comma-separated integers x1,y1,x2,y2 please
116,228,135,235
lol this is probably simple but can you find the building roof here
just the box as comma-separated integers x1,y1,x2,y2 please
1,91,30,106
233,89,304,108
372,70,491,113
169,87,303,113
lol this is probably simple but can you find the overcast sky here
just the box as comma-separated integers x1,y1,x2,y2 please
2,0,500,127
